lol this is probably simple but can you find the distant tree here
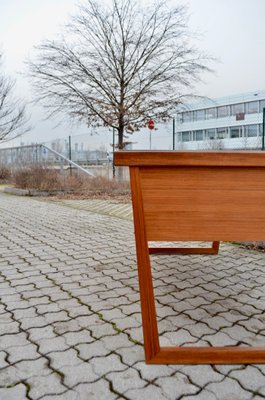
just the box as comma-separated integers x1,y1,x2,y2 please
28,0,212,149
0,53,30,142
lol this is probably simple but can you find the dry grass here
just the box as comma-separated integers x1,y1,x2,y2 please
12,165,131,202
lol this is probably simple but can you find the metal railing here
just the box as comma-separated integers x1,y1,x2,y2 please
0,144,95,177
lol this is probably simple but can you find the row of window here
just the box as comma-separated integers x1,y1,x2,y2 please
178,124,262,142
178,100,265,123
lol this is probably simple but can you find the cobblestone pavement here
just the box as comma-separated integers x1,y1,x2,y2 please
1,192,265,399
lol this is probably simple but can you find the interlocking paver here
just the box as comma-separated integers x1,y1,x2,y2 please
0,383,28,400
1,192,265,399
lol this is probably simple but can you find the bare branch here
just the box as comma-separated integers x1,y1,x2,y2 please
27,0,213,148
0,53,31,142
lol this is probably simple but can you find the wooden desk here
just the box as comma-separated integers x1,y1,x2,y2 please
114,151,265,364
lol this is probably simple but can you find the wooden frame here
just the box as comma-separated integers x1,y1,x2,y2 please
114,151,265,364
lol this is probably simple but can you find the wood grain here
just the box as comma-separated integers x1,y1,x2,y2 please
129,167,160,361
140,167,265,241
115,151,265,364
114,150,265,167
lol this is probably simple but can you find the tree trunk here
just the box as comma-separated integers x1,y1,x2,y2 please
117,124,124,181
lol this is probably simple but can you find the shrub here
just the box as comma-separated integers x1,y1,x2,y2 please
13,166,60,190
0,164,11,181
12,165,130,200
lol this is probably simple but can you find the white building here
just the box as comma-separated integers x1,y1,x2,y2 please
175,90,265,150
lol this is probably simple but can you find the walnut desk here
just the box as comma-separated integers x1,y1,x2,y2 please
114,151,265,364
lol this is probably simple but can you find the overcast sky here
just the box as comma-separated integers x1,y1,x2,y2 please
0,0,265,147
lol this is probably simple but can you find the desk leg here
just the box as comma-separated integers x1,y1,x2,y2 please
130,167,160,361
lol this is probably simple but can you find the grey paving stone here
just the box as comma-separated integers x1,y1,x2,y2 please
63,329,94,346
0,383,28,400
90,354,127,376
178,365,224,387
27,372,66,399
115,344,145,366
77,340,110,361
40,390,79,400
38,336,69,354
15,357,51,380
182,390,217,400
1,193,265,400
206,377,253,400
28,325,56,341
229,365,265,392
48,348,82,369
133,362,174,381
106,367,146,394
0,365,20,387
126,384,171,400
61,362,98,387
73,380,117,400
7,343,40,364
156,374,199,399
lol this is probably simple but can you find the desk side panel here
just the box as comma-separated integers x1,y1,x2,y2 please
140,166,265,242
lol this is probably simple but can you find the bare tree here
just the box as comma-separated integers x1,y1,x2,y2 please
0,53,30,142
28,0,212,149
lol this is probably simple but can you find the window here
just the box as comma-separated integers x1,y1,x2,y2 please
245,124,258,137
183,112,192,123
231,103,244,115
259,100,265,112
245,101,258,114
230,126,243,138
194,130,204,141
205,129,215,140
182,131,191,141
217,106,229,118
217,127,228,139
177,113,183,123
205,108,216,119
193,109,205,121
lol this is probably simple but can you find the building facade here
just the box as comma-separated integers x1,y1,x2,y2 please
175,90,265,150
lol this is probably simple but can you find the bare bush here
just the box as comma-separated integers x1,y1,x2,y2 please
13,166,60,190
0,164,11,181
12,165,130,199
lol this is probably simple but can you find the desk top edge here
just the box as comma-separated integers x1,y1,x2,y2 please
114,151,265,167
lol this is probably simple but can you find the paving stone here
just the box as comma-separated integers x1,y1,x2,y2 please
178,365,224,387
48,348,82,369
74,380,117,400
156,374,199,399
15,357,51,380
40,390,79,400
27,372,66,399
28,325,56,341
106,367,146,394
206,377,253,400
0,383,28,400
77,340,110,360
7,343,40,364
126,384,171,400
0,332,29,348
38,336,69,354
63,329,95,347
61,362,99,387
229,365,265,392
90,354,127,376
1,192,265,400
133,362,174,381
182,390,217,400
